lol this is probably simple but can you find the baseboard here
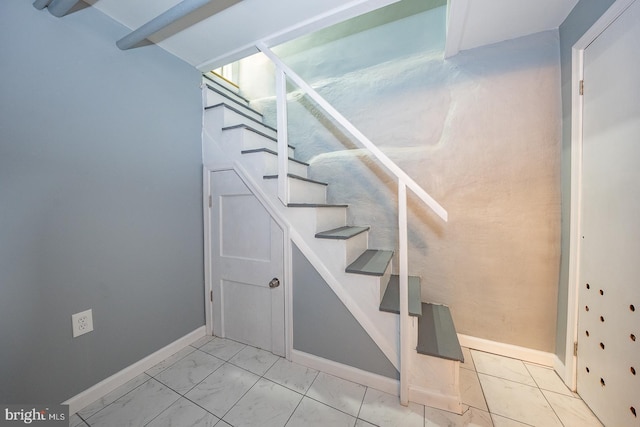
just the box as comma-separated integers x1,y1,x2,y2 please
291,349,399,396
63,326,206,415
457,334,556,367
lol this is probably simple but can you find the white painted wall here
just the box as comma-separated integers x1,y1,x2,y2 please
238,6,562,352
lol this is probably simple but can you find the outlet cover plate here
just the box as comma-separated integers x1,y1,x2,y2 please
72,309,94,338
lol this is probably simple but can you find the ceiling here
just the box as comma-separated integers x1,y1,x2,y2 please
85,0,579,71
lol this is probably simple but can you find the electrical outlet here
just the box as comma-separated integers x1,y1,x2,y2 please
72,309,94,338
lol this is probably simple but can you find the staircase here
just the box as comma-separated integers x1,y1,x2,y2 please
202,73,464,413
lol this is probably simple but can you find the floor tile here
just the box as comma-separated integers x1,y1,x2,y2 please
306,372,366,417
460,367,488,411
190,335,215,349
471,351,536,386
228,346,279,376
69,413,87,427
77,373,151,418
214,421,232,427
424,406,493,426
359,388,424,427
223,378,302,427
542,390,603,427
86,378,180,427
461,347,476,371
154,349,224,394
146,346,197,377
199,337,246,361
185,362,259,418
479,373,562,427
285,397,356,427
524,363,573,396
354,420,377,427
491,414,533,426
146,397,218,427
265,358,319,394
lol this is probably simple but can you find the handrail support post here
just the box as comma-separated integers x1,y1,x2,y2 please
398,181,410,405
275,67,289,205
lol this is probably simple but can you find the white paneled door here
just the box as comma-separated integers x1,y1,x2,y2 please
210,170,285,356
577,1,640,426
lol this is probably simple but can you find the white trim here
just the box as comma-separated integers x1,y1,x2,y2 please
203,166,213,336
458,334,555,367
444,0,470,59
553,355,569,389
291,349,399,396
564,0,637,390
63,327,206,415
408,385,463,414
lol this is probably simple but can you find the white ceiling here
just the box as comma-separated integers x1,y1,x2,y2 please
87,0,579,71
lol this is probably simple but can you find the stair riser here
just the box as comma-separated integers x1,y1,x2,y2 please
344,232,368,267
205,105,277,139
206,89,259,120
223,127,294,157
408,350,462,413
242,151,308,178
263,178,326,204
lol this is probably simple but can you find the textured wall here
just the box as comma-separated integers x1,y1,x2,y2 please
241,6,562,352
0,1,204,402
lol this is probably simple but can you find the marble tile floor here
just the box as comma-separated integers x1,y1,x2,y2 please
69,337,603,427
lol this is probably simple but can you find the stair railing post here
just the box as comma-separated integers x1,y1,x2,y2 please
275,66,290,205
398,180,410,405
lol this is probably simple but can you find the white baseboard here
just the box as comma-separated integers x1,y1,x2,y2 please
291,349,399,396
408,385,462,415
63,326,206,414
458,334,556,367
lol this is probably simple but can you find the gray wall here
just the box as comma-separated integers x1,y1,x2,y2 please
241,6,562,352
555,0,616,362
0,1,204,402
292,245,399,379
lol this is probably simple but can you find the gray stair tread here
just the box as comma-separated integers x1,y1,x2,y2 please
287,203,348,208
205,83,256,111
205,103,277,133
315,226,369,239
379,275,422,317
240,148,308,166
264,174,326,186
203,75,249,103
417,303,464,362
222,124,283,145
346,250,393,276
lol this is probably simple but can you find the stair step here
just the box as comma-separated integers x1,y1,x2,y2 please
205,83,256,113
379,275,422,317
417,303,464,362
206,103,277,134
287,203,348,208
264,174,325,186
241,148,308,166
315,226,369,239
346,249,393,276
203,74,248,103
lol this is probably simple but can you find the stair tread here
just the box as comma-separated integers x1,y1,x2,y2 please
287,203,348,208
222,124,286,145
264,174,326,186
417,303,464,362
241,148,308,166
346,249,393,276
379,275,422,317
203,75,249,103
205,83,256,112
315,226,369,239
205,103,277,133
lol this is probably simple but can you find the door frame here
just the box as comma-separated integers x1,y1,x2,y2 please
203,165,293,359
564,0,637,390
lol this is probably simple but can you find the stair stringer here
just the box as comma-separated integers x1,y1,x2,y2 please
203,130,400,372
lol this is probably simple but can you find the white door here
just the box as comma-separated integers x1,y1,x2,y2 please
210,170,285,356
577,1,640,425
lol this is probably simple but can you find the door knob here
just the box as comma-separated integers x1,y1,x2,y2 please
269,278,280,288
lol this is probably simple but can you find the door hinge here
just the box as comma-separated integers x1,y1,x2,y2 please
208,195,212,208
210,290,213,302
574,341,578,356
579,80,584,96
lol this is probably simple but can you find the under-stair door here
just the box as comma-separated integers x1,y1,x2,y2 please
577,2,640,426
210,170,285,356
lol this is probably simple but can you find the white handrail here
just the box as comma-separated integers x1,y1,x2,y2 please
256,42,448,222
256,41,447,406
